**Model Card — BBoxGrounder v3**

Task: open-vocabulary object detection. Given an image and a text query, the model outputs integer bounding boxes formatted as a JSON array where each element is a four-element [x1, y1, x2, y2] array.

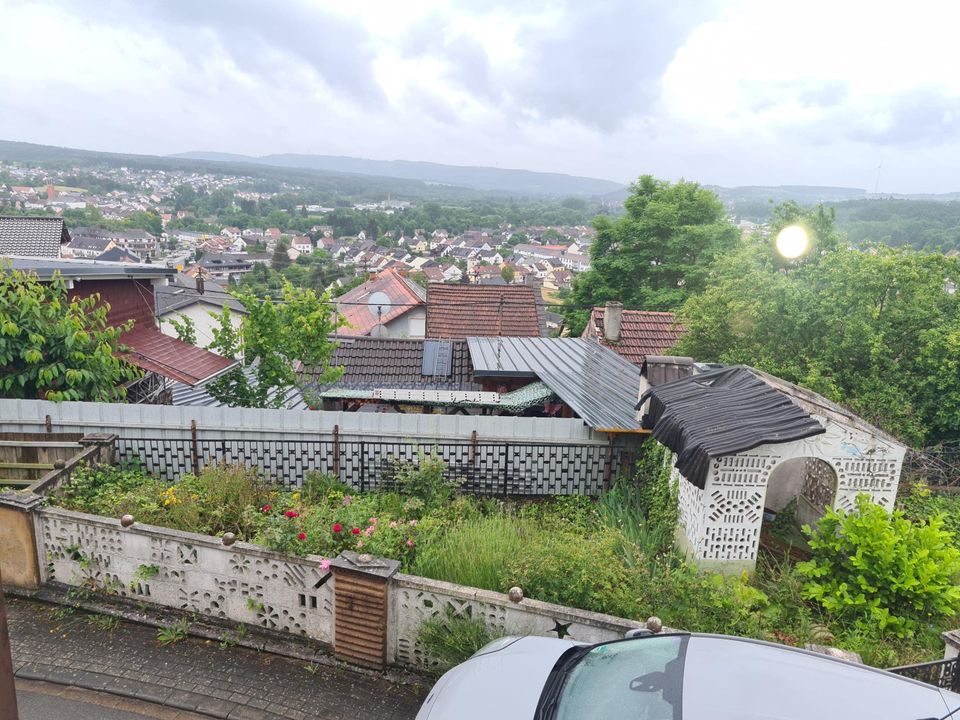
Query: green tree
[[507, 232, 529, 246], [676, 209, 960, 445], [205, 284, 344, 408], [165, 314, 197, 346], [564, 176, 738, 335], [271, 239, 291, 270], [501, 264, 516, 283], [0, 268, 141, 401]]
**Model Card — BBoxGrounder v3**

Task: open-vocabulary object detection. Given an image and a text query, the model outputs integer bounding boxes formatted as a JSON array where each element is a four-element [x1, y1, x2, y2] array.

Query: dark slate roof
[[303, 336, 478, 391], [155, 273, 246, 316], [67, 235, 114, 251], [172, 366, 308, 409], [96, 247, 143, 263], [0, 216, 70, 257], [467, 336, 641, 430], [638, 366, 825, 488]]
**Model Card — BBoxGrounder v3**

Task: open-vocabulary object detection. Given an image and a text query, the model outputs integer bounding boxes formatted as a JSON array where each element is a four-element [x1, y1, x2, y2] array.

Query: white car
[[415, 632, 960, 720]]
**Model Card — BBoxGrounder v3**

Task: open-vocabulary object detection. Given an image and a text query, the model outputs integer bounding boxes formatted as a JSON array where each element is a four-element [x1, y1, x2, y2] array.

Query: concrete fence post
[[330, 551, 400, 670]]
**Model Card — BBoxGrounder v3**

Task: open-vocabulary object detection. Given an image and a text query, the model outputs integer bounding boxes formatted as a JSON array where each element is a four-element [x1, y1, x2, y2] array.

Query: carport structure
[[638, 366, 907, 573]]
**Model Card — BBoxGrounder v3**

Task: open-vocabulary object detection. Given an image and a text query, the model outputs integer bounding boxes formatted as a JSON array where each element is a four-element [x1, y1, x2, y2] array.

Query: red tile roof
[[583, 307, 684, 366], [336, 269, 425, 336], [121, 326, 237, 385], [426, 283, 543, 339]]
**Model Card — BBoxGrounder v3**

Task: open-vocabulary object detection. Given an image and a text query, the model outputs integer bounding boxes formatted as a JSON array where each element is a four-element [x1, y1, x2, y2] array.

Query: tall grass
[[597, 478, 675, 564], [412, 516, 530, 591]]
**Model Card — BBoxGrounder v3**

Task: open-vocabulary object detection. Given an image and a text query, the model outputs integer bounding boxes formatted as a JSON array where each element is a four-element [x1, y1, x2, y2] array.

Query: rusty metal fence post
[[330, 551, 400, 670]]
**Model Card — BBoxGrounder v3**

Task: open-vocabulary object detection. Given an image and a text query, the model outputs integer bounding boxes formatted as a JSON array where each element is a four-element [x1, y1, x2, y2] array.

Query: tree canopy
[[676, 205, 960, 446], [205, 282, 344, 409], [0, 268, 141, 402], [564, 176, 738, 335]]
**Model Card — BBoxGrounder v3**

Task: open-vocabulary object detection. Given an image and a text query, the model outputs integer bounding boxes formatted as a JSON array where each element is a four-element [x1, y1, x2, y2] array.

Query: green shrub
[[798, 495, 960, 636], [501, 526, 642, 617], [52, 462, 151, 513], [393, 450, 461, 509], [300, 471, 351, 505], [636, 561, 772, 638], [413, 515, 528, 591], [417, 610, 494, 673], [898, 482, 960, 548]]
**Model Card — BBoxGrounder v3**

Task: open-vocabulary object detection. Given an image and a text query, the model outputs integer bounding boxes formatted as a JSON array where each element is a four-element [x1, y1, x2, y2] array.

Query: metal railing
[[888, 656, 960, 692]]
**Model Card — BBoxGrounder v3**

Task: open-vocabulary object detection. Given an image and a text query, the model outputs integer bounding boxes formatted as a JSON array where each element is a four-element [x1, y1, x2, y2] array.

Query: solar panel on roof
[[421, 340, 453, 376]]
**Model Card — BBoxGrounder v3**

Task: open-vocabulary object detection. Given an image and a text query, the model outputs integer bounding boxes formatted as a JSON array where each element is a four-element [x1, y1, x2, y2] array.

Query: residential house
[[0, 215, 71, 258], [156, 273, 247, 349], [67, 235, 116, 259], [425, 283, 544, 339], [197, 253, 253, 281], [291, 235, 313, 254], [6, 257, 237, 401], [336, 268, 427, 338], [582, 303, 685, 366]]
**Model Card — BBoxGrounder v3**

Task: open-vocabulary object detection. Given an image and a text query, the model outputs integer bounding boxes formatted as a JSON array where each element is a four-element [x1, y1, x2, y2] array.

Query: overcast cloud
[[2, 0, 960, 192]]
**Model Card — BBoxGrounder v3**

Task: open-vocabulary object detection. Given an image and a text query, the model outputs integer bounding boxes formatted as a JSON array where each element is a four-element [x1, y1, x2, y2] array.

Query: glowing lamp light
[[775, 225, 810, 259]]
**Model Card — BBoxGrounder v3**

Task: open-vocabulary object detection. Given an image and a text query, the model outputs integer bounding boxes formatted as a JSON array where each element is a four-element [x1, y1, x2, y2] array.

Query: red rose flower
[[297, 532, 307, 541], [332, 523, 343, 533], [350, 527, 360, 535], [260, 504, 272, 513], [284, 510, 299, 519]]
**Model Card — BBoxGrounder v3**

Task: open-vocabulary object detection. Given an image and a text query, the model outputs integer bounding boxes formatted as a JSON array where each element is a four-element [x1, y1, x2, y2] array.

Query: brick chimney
[[603, 301, 623, 343], [46, 183, 55, 200]]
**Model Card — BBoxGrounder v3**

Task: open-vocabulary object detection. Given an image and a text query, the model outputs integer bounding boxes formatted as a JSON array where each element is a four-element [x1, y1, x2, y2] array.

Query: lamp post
[[0, 565, 18, 720]]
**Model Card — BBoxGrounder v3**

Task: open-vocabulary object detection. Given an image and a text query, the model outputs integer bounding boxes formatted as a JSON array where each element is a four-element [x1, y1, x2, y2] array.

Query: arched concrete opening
[[765, 456, 838, 528]]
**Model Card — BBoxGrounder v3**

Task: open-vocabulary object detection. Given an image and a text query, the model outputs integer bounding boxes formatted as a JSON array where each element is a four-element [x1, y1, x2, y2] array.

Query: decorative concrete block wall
[[35, 508, 335, 645], [392, 574, 645, 670]]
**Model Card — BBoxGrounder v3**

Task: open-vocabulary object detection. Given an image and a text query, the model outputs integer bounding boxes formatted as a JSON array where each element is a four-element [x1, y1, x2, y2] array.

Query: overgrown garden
[[48, 442, 960, 670]]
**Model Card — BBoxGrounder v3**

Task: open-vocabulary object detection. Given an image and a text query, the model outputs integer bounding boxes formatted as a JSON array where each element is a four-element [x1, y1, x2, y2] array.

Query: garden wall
[[28, 506, 649, 672], [1, 399, 639, 496], [35, 507, 336, 645], [392, 574, 645, 670]]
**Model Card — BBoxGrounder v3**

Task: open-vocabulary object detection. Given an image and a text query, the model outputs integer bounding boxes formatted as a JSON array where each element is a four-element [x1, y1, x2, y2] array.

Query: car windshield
[[553, 635, 688, 720]]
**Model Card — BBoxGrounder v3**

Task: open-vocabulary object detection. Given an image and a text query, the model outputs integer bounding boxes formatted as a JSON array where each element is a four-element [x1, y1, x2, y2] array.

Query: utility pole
[[0, 565, 18, 720]]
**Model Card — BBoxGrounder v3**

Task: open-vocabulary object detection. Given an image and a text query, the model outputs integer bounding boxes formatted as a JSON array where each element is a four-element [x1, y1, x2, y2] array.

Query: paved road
[[17, 679, 208, 719], [7, 597, 427, 720]]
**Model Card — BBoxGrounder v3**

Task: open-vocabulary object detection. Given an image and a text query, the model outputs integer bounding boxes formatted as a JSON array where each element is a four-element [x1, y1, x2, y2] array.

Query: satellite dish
[[368, 291, 392, 320], [370, 323, 390, 338]]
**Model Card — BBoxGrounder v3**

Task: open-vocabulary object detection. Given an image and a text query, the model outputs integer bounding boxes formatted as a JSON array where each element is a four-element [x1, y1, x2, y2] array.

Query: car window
[[555, 635, 687, 720]]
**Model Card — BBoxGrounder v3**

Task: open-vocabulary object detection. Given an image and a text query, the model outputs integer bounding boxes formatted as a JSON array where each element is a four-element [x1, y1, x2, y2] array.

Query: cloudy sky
[[2, 0, 959, 192]]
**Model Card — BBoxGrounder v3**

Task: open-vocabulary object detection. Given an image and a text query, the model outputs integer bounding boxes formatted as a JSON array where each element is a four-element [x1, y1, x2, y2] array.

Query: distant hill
[[172, 151, 624, 197], [0, 140, 505, 202]]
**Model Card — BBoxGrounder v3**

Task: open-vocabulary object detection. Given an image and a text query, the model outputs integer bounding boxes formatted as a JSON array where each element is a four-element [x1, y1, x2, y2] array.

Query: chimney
[[603, 301, 623, 343], [46, 183, 55, 200]]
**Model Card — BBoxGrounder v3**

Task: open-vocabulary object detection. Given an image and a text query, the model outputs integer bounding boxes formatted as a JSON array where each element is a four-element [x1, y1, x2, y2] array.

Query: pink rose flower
[[319, 558, 331, 572]]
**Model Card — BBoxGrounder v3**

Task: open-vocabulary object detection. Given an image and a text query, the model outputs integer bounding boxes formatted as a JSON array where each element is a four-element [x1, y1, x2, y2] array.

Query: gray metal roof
[[467, 336, 642, 430], [0, 216, 70, 257], [4, 256, 173, 280]]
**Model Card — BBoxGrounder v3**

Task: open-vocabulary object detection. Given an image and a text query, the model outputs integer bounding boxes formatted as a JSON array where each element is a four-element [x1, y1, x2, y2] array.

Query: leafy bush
[[392, 450, 461, 509], [798, 495, 960, 636], [417, 610, 494, 673]]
